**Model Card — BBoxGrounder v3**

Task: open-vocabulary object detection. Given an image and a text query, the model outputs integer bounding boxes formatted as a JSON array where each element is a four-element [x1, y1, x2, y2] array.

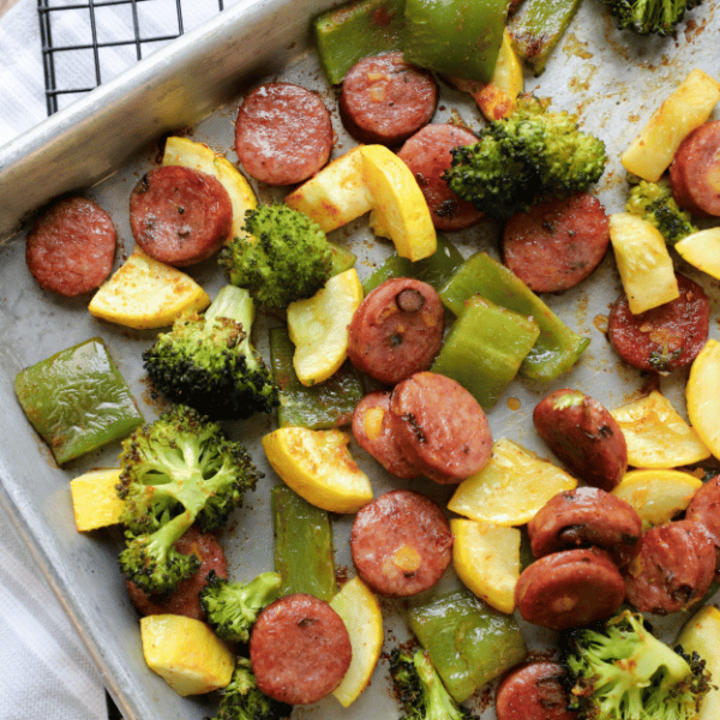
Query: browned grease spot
[[507, 397, 521, 411], [594, 314, 609, 334]]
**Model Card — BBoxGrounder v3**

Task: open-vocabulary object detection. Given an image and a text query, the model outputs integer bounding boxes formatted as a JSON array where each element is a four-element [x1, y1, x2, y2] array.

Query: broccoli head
[[598, 0, 702, 36], [389, 648, 479, 720], [117, 404, 261, 594], [143, 285, 279, 421], [626, 177, 698, 246], [199, 569, 282, 643], [218, 203, 333, 310], [563, 609, 712, 720], [444, 95, 607, 220], [208, 656, 293, 720]]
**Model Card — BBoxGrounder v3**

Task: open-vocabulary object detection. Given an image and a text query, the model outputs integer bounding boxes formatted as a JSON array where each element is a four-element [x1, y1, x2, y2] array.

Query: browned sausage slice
[[496, 661, 576, 720], [532, 389, 628, 492], [129, 165, 232, 266], [623, 520, 715, 615], [669, 120, 720, 216], [340, 52, 438, 147], [396, 124, 484, 231], [351, 391, 420, 479], [607, 273, 709, 374], [514, 548, 626, 630], [528, 487, 642, 566], [234, 82, 334, 186], [685, 475, 720, 578], [126, 525, 227, 620], [350, 489, 452, 597], [388, 372, 493, 484], [26, 196, 116, 297], [347, 277, 445, 385], [250, 593, 352, 705], [502, 192, 610, 293]]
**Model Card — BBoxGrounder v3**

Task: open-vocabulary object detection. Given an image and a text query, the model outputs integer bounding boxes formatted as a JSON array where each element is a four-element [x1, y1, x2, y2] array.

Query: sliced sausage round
[[249, 593, 352, 705], [532, 389, 628, 492], [25, 196, 116, 297], [685, 475, 720, 577], [623, 520, 716, 615], [669, 120, 720, 216], [347, 277, 445, 385], [234, 82, 333, 186], [396, 124, 484, 231], [514, 548, 626, 630], [388, 372, 493, 484], [607, 273, 709, 374], [129, 165, 232, 266], [351, 391, 420, 479], [528, 487, 642, 567], [502, 192, 610, 293], [496, 661, 576, 720], [339, 52, 438, 147], [126, 526, 227, 620], [350, 489, 452, 597]]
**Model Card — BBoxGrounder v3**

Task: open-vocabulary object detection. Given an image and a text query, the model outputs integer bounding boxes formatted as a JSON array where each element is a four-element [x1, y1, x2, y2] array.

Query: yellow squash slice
[[70, 468, 124, 532], [88, 248, 210, 329], [262, 427, 373, 513], [329, 577, 384, 707], [675, 228, 720, 280], [687, 339, 720, 460], [610, 390, 710, 468], [448, 438, 577, 526]]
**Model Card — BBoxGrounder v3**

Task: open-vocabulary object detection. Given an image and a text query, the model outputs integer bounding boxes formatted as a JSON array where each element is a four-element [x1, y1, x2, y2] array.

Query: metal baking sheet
[[1, 0, 719, 718]]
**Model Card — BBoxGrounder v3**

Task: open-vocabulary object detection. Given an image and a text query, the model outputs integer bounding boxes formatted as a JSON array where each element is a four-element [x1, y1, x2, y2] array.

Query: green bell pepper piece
[[329, 241, 357, 276], [431, 295, 540, 408], [272, 484, 337, 601], [404, 587, 527, 703], [314, 0, 406, 85], [269, 326, 365, 429], [14, 337, 144, 465], [508, 0, 583, 76], [361, 233, 465, 295], [403, 0, 509, 84], [438, 252, 589, 381]]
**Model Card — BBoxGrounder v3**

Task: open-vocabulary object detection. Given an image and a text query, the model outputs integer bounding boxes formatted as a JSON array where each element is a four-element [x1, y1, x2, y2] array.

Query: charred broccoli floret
[[142, 285, 279, 420], [199, 569, 282, 642], [626, 178, 698, 245], [208, 656, 293, 720], [563, 609, 712, 720], [117, 404, 261, 594], [598, 0, 702, 36], [219, 203, 333, 310], [444, 95, 607, 220], [389, 648, 479, 720]]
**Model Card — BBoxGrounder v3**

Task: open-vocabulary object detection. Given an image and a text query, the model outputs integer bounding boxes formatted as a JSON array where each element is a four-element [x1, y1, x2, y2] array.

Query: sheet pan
[[1, 0, 719, 718]]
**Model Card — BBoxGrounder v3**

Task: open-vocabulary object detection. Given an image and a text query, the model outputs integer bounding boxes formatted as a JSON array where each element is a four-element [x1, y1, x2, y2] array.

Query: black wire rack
[[37, 0, 226, 116]]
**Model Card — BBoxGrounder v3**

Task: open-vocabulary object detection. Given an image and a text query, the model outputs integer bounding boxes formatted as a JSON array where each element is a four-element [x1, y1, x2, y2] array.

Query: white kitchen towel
[[0, 3, 238, 718]]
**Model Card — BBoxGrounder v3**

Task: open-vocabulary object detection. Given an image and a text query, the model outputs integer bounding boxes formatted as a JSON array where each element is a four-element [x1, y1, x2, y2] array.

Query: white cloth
[[0, 2, 238, 718]]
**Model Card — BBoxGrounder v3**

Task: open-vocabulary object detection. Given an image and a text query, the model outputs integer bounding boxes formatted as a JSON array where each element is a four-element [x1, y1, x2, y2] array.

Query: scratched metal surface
[[0, 0, 719, 718]]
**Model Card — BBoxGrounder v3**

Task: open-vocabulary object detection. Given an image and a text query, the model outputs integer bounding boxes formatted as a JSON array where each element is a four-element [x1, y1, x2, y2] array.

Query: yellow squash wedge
[[687, 339, 720, 460], [70, 468, 124, 532]]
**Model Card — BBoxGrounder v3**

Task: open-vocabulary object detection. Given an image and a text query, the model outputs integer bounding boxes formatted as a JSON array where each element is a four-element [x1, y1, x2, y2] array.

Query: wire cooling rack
[[37, 0, 226, 115]]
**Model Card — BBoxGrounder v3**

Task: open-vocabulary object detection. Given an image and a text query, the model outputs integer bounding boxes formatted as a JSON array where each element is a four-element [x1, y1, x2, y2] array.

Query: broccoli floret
[[117, 404, 261, 594], [598, 0, 702, 36], [199, 569, 282, 642], [444, 95, 607, 220], [626, 178, 698, 246], [142, 285, 279, 421], [219, 203, 333, 310], [563, 609, 712, 720], [389, 648, 479, 720], [207, 656, 292, 720]]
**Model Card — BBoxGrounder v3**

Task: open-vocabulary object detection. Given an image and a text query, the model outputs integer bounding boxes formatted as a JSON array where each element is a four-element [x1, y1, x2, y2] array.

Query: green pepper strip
[[271, 484, 337, 602], [14, 337, 144, 465], [313, 0, 406, 85], [438, 252, 589, 381], [404, 587, 527, 703], [269, 326, 365, 429], [507, 0, 584, 76], [431, 295, 540, 409]]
